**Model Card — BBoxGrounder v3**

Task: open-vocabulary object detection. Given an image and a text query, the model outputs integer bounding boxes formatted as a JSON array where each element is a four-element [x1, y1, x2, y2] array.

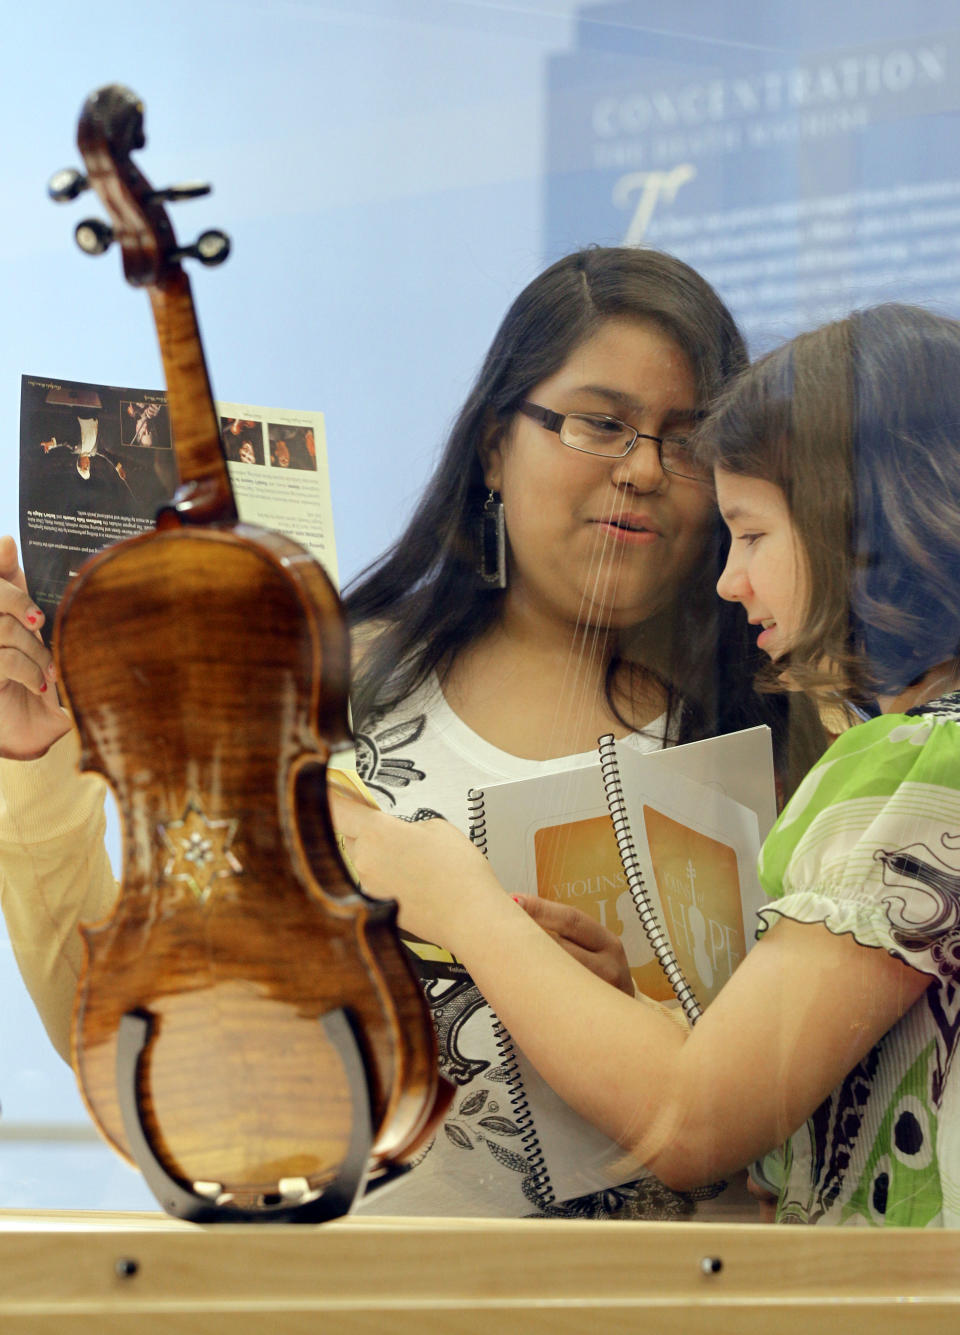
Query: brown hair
[[700, 303, 960, 698], [347, 246, 752, 742]]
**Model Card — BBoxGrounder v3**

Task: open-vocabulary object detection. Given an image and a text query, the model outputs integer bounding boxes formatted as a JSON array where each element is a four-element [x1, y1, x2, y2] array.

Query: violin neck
[[149, 271, 237, 525]]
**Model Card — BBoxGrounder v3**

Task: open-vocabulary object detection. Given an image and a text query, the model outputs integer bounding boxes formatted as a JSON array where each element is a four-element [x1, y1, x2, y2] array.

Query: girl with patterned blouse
[[335, 303, 960, 1225]]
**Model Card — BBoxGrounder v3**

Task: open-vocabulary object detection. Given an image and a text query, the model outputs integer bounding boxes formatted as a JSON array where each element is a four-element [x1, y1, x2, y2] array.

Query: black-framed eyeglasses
[[517, 401, 709, 482]]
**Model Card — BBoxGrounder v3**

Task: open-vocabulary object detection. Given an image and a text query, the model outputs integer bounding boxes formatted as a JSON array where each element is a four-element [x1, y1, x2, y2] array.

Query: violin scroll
[[50, 86, 230, 281]]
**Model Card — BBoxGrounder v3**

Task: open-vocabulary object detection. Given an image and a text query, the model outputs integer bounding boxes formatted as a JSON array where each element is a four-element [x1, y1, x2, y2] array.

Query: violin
[[49, 84, 450, 1223]]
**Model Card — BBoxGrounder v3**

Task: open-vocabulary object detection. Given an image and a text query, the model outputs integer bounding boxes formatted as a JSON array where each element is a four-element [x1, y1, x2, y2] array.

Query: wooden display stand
[[1, 1211, 958, 1332]]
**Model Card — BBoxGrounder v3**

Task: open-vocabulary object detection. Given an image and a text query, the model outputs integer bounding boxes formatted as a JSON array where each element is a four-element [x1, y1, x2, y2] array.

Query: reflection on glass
[[2, 0, 960, 1232]]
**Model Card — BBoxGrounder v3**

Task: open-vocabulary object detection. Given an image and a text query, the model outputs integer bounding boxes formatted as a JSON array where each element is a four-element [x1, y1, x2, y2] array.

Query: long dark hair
[[700, 302, 960, 699], [345, 246, 814, 781]]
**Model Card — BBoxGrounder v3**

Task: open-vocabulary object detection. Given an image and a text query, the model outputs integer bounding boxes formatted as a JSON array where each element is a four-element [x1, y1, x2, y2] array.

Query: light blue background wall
[[0, 0, 588, 580], [0, 0, 587, 1209]]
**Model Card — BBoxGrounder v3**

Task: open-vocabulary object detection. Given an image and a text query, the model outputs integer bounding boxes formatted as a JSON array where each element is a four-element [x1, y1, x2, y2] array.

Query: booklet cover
[[465, 725, 776, 1205], [469, 725, 775, 1005], [19, 373, 339, 637]]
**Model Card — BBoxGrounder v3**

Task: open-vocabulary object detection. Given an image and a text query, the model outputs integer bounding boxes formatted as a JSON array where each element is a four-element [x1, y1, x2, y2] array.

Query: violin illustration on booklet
[[47, 84, 450, 1223]]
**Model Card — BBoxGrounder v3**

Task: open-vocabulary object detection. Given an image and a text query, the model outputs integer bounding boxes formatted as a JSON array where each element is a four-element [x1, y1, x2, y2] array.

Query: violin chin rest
[[115, 1006, 394, 1224]]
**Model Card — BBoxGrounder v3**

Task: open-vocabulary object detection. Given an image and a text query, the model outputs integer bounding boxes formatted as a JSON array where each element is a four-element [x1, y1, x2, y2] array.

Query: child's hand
[[513, 895, 635, 996], [329, 792, 503, 948]]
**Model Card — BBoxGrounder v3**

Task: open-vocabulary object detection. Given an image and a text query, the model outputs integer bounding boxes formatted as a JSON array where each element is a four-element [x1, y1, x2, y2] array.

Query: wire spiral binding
[[492, 1015, 554, 1208], [598, 733, 702, 1027], [600, 736, 730, 1200], [466, 788, 488, 854], [468, 787, 553, 1207]]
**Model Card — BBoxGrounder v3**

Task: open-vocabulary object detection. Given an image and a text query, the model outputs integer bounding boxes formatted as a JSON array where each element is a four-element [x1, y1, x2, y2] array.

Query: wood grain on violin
[[51, 84, 449, 1221]]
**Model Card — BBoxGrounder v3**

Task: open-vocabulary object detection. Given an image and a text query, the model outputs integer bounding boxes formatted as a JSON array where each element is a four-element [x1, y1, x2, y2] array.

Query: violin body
[[52, 85, 449, 1220], [58, 526, 439, 1201]]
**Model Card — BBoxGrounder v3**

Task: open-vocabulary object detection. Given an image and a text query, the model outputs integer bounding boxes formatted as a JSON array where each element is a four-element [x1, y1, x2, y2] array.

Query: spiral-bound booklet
[[466, 725, 775, 1205]]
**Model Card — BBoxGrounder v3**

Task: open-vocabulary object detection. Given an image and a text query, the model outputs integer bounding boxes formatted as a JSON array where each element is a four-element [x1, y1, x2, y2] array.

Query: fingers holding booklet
[[514, 894, 635, 997], [329, 791, 509, 949], [330, 788, 636, 999]]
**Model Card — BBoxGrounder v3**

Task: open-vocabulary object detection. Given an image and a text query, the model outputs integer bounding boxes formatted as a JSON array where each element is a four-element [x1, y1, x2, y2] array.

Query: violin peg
[[195, 230, 231, 265], [74, 218, 114, 256], [150, 182, 212, 203], [172, 228, 231, 267], [48, 168, 89, 202]]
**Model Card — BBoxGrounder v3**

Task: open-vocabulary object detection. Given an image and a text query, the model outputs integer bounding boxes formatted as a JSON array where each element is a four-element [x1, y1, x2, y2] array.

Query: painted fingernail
[[512, 896, 522, 904], [46, 662, 57, 679], [26, 610, 41, 626], [39, 681, 47, 693]]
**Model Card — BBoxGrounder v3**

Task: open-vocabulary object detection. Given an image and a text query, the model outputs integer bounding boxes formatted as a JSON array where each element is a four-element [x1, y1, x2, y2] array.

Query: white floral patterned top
[[352, 673, 699, 1219]]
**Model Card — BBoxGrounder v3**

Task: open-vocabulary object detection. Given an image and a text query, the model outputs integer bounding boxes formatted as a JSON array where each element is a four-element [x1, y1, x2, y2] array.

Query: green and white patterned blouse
[[754, 692, 960, 1226]]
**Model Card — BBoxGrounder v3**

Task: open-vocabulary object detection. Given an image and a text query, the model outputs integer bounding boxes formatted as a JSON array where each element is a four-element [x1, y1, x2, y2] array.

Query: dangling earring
[[477, 489, 507, 588]]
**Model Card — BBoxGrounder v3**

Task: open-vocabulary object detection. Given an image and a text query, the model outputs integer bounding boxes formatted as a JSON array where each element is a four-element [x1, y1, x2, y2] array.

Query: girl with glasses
[[339, 247, 816, 1217], [336, 301, 960, 1227], [0, 247, 814, 1220]]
